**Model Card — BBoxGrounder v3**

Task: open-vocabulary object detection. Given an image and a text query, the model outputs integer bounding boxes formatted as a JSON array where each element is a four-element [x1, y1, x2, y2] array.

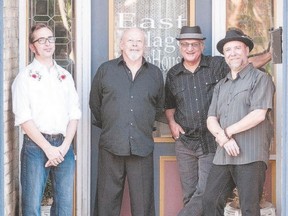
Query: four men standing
[[12, 23, 274, 215]]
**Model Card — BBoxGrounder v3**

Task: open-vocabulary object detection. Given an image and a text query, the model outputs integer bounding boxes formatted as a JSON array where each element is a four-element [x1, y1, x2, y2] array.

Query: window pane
[[29, 0, 75, 75], [113, 0, 189, 79], [113, 0, 190, 138], [226, 0, 273, 55]]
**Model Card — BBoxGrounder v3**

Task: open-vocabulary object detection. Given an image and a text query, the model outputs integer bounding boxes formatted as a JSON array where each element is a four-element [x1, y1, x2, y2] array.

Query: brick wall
[[3, 0, 19, 215]]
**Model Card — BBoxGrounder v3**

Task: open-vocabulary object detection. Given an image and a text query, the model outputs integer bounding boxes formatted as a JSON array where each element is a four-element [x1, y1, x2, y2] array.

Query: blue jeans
[[203, 162, 266, 216], [175, 140, 215, 216], [21, 134, 75, 216]]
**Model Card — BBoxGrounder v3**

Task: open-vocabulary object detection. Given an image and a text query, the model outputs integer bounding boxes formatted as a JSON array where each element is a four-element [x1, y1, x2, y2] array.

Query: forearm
[[207, 116, 223, 137], [21, 120, 65, 166], [165, 108, 185, 137], [20, 120, 51, 151], [226, 109, 267, 138], [207, 116, 230, 146], [165, 108, 176, 125], [61, 119, 78, 152], [248, 51, 271, 68], [45, 119, 78, 167]]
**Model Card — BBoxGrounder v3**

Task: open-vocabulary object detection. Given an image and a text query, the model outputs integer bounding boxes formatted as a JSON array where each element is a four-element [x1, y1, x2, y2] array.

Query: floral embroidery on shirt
[[57, 69, 66, 82], [29, 70, 42, 81]]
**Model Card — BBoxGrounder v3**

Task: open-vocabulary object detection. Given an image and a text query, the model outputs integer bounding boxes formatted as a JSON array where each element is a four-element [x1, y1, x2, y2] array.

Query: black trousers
[[203, 161, 266, 216], [94, 148, 155, 216]]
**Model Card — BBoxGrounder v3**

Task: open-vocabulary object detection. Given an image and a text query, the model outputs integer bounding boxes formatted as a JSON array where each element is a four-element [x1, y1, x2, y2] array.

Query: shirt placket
[[128, 80, 136, 154], [191, 73, 202, 129], [223, 80, 234, 127]]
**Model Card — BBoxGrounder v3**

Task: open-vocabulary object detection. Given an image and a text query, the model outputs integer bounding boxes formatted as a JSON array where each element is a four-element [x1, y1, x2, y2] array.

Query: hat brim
[[176, 33, 206, 40], [217, 37, 254, 54]]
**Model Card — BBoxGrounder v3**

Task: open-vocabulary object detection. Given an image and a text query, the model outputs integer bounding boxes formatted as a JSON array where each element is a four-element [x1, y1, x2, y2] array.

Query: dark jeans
[[95, 148, 155, 216], [175, 140, 215, 216], [203, 161, 267, 216]]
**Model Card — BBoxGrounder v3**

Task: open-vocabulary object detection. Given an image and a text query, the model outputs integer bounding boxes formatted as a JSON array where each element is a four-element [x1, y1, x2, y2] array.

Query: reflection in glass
[[113, 0, 188, 80]]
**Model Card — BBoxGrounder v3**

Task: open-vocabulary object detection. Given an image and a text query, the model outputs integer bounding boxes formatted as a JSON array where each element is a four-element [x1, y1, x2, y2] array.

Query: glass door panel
[[110, 0, 194, 140], [29, 0, 75, 76]]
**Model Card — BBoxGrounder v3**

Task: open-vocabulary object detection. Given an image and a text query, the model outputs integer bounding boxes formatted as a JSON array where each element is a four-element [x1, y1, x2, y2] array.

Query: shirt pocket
[[231, 87, 250, 106], [205, 77, 219, 97], [170, 85, 186, 105]]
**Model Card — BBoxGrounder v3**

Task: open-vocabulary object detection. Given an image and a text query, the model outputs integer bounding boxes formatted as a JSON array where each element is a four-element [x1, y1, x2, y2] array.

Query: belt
[[41, 133, 63, 139]]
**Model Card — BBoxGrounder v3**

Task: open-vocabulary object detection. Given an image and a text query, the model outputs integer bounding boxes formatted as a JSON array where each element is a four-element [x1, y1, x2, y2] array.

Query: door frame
[[0, 0, 4, 214], [74, 0, 92, 215]]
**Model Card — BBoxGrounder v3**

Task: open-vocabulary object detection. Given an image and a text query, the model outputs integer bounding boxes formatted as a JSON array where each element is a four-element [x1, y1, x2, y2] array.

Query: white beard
[[127, 51, 142, 61], [228, 59, 245, 72]]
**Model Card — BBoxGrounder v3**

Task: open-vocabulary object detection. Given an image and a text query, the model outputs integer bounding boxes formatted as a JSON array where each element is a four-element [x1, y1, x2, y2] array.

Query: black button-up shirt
[[165, 55, 229, 154], [90, 56, 164, 157]]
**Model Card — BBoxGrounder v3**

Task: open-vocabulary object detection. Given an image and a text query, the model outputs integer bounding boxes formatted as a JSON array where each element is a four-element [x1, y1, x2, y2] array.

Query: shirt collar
[[31, 58, 58, 71], [174, 54, 208, 75], [117, 55, 148, 67], [224, 63, 253, 82]]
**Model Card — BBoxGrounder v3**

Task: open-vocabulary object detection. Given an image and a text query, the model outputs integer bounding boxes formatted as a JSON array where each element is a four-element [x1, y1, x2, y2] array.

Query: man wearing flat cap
[[203, 29, 275, 215], [164, 26, 272, 216]]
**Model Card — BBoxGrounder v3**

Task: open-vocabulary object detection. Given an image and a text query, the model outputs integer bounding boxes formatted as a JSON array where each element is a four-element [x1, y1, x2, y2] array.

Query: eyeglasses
[[126, 39, 143, 44], [180, 42, 202, 49], [32, 36, 56, 44]]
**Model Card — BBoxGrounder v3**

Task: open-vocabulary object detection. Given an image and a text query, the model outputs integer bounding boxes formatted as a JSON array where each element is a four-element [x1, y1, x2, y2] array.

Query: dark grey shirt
[[89, 56, 164, 157], [165, 55, 229, 154], [208, 63, 275, 166]]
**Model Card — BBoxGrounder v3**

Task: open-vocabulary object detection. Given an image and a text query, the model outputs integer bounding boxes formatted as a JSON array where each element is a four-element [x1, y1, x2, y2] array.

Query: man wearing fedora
[[164, 26, 272, 216], [203, 29, 275, 215]]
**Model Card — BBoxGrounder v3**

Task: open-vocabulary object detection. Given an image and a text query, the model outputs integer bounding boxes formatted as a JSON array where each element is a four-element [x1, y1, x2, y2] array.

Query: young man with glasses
[[164, 26, 271, 216], [12, 23, 81, 215]]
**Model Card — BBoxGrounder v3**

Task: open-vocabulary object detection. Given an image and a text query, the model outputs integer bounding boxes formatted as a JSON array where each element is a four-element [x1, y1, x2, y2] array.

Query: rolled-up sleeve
[[12, 72, 33, 126], [67, 75, 81, 120], [250, 73, 275, 110]]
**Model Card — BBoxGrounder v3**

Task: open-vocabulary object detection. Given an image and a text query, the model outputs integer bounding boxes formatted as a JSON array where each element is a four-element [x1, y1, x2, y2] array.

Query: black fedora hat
[[176, 26, 206, 40], [217, 28, 254, 54]]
